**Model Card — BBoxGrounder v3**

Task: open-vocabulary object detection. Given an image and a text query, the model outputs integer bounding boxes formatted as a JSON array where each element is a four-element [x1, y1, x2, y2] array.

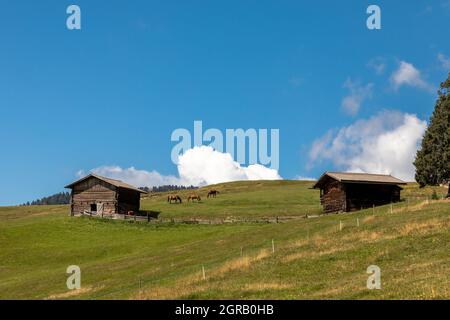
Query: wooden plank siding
[[320, 180, 346, 213], [314, 172, 406, 214], [66, 175, 144, 216], [345, 183, 401, 211], [70, 177, 118, 216], [117, 188, 141, 214]]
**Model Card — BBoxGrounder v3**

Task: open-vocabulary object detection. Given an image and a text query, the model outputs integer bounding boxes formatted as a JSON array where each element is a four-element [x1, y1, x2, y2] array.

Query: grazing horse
[[187, 195, 201, 202], [167, 195, 182, 204], [207, 190, 220, 198]]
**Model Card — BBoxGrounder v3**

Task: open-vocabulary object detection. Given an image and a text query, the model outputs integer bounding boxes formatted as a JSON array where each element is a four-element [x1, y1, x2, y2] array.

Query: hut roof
[[65, 173, 147, 194], [313, 172, 407, 189]]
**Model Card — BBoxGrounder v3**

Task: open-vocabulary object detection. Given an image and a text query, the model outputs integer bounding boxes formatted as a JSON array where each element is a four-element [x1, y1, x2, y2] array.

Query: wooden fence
[[77, 211, 308, 225]]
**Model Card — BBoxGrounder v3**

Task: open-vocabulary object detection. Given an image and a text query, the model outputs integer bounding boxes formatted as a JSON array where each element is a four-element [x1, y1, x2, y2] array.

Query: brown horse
[[187, 194, 201, 202], [207, 190, 220, 198], [167, 195, 182, 204]]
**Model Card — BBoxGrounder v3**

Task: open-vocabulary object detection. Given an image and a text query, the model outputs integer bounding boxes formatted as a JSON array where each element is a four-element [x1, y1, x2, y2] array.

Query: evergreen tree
[[414, 73, 450, 197], [23, 192, 71, 206]]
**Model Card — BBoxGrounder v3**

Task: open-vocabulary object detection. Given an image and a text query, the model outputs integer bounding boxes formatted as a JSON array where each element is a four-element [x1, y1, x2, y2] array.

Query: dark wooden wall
[[319, 180, 402, 213], [70, 177, 118, 215], [345, 183, 401, 211], [117, 188, 141, 214], [320, 180, 347, 213]]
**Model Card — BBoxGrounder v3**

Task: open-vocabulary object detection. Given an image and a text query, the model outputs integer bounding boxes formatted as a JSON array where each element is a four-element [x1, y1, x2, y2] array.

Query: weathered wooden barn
[[313, 172, 407, 213], [65, 173, 147, 216]]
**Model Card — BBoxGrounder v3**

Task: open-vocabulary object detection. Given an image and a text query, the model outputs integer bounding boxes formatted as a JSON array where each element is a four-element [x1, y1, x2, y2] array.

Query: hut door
[[97, 202, 104, 215]]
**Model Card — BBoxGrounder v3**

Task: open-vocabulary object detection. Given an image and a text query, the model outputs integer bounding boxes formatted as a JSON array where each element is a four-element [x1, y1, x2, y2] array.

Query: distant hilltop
[[139, 185, 198, 193], [21, 192, 70, 206], [20, 186, 199, 206]]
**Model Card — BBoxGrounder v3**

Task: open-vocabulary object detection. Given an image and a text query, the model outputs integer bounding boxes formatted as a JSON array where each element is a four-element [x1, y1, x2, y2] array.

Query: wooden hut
[[65, 173, 147, 216], [313, 172, 407, 213]]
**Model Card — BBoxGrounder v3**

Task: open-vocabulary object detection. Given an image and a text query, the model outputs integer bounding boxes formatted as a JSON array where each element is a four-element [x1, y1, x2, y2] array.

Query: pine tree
[[22, 192, 71, 206], [414, 73, 450, 197]]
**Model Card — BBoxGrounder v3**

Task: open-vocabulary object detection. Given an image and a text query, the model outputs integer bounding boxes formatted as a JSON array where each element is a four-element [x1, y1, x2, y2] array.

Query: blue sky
[[0, 1, 449, 205]]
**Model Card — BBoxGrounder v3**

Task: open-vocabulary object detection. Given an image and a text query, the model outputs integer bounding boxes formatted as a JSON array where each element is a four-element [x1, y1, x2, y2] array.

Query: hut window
[[90, 204, 97, 212]]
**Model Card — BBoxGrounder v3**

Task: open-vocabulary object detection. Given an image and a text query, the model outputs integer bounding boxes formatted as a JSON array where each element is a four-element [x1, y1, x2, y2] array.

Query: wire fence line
[[76, 196, 448, 299], [78, 194, 447, 225], [78, 212, 310, 225]]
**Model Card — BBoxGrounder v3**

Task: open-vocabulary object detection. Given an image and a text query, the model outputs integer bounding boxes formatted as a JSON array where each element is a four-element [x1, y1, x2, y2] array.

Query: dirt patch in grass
[[362, 215, 376, 223], [213, 249, 270, 277], [136, 281, 210, 299], [243, 282, 292, 291], [137, 248, 272, 299], [396, 218, 450, 236], [46, 285, 99, 299]]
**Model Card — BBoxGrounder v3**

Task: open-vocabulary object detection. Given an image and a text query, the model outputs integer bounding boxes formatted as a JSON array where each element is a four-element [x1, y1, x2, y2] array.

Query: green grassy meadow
[[140, 180, 322, 219], [0, 180, 449, 299]]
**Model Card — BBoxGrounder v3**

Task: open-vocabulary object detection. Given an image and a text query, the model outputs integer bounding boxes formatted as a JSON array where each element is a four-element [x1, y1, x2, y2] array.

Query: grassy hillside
[[0, 181, 448, 300], [140, 180, 322, 219]]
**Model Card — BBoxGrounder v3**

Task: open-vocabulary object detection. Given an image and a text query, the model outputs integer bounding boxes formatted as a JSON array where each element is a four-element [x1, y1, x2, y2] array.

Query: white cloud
[[308, 110, 427, 181], [437, 53, 450, 70], [177, 146, 281, 185], [390, 61, 433, 92], [240, 164, 282, 181], [80, 146, 281, 188], [367, 57, 386, 75], [341, 79, 373, 116], [77, 166, 181, 187], [294, 175, 316, 181]]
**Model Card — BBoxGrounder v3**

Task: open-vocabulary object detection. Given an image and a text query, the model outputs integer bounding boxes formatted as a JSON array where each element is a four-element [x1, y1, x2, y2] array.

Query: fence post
[[390, 203, 393, 214], [339, 220, 343, 231], [372, 204, 375, 215], [138, 277, 142, 299], [272, 239, 275, 254], [202, 265, 206, 280], [357, 218, 360, 227]]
